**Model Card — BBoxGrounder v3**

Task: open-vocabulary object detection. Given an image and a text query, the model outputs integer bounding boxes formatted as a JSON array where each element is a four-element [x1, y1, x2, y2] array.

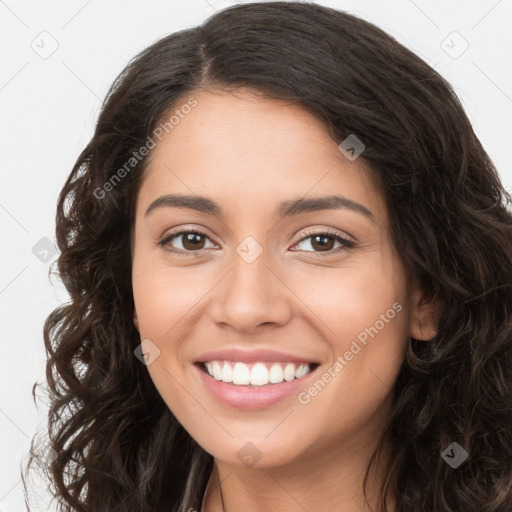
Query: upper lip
[[194, 348, 321, 365]]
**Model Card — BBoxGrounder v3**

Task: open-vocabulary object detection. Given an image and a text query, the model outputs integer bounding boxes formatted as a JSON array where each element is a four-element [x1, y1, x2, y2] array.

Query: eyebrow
[[144, 193, 374, 222]]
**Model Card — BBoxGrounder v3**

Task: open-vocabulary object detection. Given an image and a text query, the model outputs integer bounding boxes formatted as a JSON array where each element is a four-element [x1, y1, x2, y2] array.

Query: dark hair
[[24, 2, 512, 511]]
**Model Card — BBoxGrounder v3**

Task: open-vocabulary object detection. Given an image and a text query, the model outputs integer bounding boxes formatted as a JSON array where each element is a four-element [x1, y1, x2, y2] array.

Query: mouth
[[194, 360, 321, 387], [191, 347, 324, 409]]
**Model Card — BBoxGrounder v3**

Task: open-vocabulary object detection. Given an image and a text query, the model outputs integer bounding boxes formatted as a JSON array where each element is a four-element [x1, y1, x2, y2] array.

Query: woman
[[25, 2, 512, 511]]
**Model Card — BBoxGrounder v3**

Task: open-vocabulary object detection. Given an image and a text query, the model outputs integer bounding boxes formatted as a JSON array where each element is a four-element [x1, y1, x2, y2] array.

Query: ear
[[409, 280, 439, 341], [133, 306, 140, 332]]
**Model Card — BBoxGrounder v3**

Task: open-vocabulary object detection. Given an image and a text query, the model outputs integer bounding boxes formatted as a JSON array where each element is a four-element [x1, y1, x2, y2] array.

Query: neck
[[201, 430, 396, 512]]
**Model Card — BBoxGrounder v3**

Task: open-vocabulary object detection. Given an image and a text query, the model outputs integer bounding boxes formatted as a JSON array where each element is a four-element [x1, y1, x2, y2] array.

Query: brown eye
[[181, 232, 207, 250], [292, 230, 354, 254], [309, 234, 335, 251], [159, 230, 216, 254]]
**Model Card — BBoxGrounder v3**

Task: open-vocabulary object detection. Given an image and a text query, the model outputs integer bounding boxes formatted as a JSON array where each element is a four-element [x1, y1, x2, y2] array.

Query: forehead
[[136, 88, 386, 224]]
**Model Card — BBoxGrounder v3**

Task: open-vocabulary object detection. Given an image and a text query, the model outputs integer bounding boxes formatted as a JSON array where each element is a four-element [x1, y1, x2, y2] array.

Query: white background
[[1, 0, 511, 509]]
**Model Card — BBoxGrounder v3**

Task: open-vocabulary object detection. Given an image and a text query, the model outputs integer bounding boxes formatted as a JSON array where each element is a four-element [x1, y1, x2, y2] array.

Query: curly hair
[[24, 2, 512, 511]]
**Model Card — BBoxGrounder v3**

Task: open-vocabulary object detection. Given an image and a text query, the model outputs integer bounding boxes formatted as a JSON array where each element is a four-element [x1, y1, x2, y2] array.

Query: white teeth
[[203, 360, 314, 386], [232, 362, 250, 385], [268, 363, 283, 383], [221, 362, 233, 383], [212, 361, 223, 380], [283, 363, 296, 382], [250, 362, 268, 386], [295, 363, 309, 379]]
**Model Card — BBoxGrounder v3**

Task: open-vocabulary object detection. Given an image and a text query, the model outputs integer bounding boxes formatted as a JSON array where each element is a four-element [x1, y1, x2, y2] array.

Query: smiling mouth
[[195, 360, 320, 387]]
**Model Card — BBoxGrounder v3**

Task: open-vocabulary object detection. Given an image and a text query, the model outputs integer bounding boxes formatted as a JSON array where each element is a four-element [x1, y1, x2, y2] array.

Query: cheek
[[131, 266, 202, 413], [288, 261, 408, 408], [287, 259, 404, 342], [132, 262, 212, 338]]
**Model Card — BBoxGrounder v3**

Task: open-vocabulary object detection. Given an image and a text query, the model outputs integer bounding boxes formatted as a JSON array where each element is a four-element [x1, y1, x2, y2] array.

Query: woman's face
[[131, 88, 436, 468]]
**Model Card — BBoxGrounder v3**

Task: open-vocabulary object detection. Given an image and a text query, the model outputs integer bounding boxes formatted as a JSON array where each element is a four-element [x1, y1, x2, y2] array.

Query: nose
[[209, 246, 293, 333]]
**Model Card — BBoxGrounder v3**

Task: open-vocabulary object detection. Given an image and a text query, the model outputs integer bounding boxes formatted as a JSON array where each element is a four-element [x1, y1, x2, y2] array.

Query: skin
[[131, 88, 438, 512]]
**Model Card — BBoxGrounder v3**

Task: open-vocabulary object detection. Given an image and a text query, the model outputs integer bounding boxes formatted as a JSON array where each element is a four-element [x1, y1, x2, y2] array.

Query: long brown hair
[[24, 2, 512, 510]]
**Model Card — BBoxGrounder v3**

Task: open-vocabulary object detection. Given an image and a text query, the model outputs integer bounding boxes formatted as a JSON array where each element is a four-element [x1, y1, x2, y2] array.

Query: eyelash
[[158, 228, 355, 257]]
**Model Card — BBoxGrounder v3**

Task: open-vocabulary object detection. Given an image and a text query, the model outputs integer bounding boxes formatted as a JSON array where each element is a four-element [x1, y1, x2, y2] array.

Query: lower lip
[[193, 363, 319, 410]]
